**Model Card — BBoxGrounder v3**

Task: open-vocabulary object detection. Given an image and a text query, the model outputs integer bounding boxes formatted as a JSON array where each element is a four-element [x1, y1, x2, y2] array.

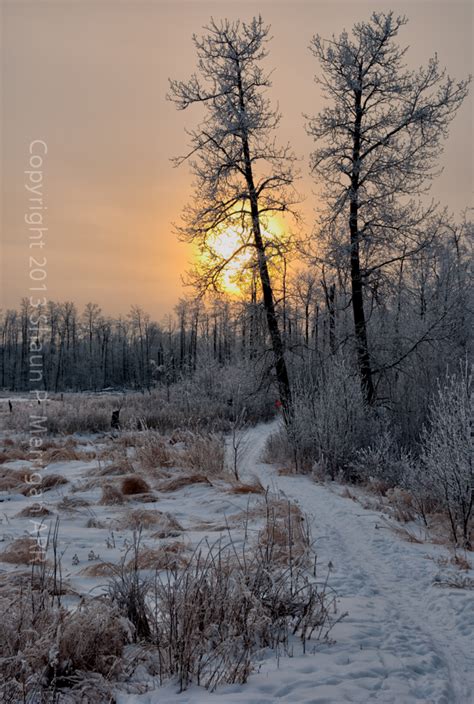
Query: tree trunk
[[350, 83, 375, 404], [232, 64, 293, 418]]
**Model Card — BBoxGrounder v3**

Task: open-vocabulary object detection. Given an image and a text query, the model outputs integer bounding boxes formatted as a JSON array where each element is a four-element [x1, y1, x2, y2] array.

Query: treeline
[[1, 211, 471, 415], [0, 291, 317, 393]]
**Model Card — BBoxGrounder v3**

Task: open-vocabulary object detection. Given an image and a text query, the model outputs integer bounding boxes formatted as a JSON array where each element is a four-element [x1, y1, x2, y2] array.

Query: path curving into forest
[[121, 421, 474, 704], [238, 420, 474, 704]]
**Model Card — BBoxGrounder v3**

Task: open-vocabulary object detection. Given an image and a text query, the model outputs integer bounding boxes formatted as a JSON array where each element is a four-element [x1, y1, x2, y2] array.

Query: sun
[[199, 215, 285, 297], [208, 227, 251, 296]]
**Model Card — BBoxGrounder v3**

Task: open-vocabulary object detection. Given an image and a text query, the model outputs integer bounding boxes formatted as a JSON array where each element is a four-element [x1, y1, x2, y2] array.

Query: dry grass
[[386, 487, 416, 523], [126, 542, 188, 571], [132, 492, 159, 503], [0, 570, 73, 597], [385, 521, 425, 544], [234, 496, 301, 523], [157, 472, 212, 492], [80, 561, 118, 577], [228, 478, 265, 495], [71, 476, 106, 494], [86, 517, 107, 529], [0, 536, 46, 564], [452, 553, 471, 570], [340, 486, 358, 501], [168, 429, 192, 444], [41, 446, 84, 463], [58, 599, 130, 674], [121, 475, 151, 495], [425, 512, 458, 547], [277, 464, 297, 476], [0, 466, 34, 492], [366, 478, 393, 497], [16, 503, 52, 518], [39, 473, 68, 491], [0, 446, 30, 463], [191, 520, 230, 532], [94, 459, 134, 476], [100, 483, 126, 505], [57, 495, 91, 510], [256, 500, 311, 565], [433, 574, 474, 589], [116, 509, 182, 535], [436, 552, 472, 571], [180, 432, 226, 476], [135, 432, 175, 470]]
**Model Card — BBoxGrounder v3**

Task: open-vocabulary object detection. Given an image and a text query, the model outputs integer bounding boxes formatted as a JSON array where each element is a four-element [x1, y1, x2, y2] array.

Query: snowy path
[[121, 421, 474, 704]]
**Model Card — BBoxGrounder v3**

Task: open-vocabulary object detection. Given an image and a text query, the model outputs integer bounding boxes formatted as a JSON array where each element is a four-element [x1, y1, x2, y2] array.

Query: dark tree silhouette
[[168, 16, 300, 419]]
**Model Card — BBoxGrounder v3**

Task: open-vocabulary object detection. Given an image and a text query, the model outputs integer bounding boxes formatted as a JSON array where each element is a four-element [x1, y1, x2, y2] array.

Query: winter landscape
[[1, 3, 473, 703]]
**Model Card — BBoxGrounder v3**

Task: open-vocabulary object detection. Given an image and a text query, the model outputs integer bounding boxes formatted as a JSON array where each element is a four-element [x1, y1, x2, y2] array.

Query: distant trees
[[168, 17, 299, 419], [307, 11, 470, 402], [0, 296, 274, 393]]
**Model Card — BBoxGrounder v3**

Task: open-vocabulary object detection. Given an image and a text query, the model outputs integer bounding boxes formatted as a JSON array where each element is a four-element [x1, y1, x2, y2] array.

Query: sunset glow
[[200, 215, 286, 296], [2, 1, 472, 319]]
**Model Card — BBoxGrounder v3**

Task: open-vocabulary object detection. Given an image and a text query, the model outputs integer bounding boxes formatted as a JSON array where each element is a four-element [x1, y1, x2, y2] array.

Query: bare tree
[[168, 16, 300, 419], [307, 11, 470, 402]]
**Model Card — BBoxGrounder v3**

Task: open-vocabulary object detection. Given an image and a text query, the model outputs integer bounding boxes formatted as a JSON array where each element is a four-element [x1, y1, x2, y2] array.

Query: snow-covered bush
[[0, 588, 131, 702], [399, 452, 440, 527], [284, 358, 374, 476], [351, 430, 408, 488], [418, 363, 472, 546]]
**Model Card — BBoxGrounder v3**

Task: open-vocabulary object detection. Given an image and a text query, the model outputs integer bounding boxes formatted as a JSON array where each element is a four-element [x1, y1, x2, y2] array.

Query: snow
[[122, 421, 474, 704], [1, 420, 473, 703]]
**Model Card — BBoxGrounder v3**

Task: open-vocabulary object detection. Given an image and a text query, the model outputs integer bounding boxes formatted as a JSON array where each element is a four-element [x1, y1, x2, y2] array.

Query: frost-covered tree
[[168, 17, 299, 418], [307, 11, 470, 402], [420, 363, 473, 547]]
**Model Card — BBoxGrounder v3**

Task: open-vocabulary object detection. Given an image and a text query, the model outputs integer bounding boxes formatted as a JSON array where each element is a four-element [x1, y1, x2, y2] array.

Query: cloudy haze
[[2, 0, 472, 317]]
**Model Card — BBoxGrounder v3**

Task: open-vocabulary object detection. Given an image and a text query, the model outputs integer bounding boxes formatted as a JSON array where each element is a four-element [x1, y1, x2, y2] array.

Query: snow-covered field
[[143, 425, 474, 704], [1, 419, 473, 703]]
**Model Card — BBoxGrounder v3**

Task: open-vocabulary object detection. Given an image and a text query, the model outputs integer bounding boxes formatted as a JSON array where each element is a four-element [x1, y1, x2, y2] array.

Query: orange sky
[[1, 0, 472, 319]]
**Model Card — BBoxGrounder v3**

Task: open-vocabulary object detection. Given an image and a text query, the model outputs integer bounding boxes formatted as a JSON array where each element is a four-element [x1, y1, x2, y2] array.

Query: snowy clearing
[[1, 420, 473, 703]]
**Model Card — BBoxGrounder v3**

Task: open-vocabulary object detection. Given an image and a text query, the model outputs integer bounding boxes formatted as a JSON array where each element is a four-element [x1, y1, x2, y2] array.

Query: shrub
[[148, 530, 337, 691], [419, 364, 473, 547], [350, 431, 407, 487], [268, 357, 374, 476]]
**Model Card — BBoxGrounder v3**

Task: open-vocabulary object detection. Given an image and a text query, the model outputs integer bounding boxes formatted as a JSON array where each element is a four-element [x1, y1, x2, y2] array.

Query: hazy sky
[[1, 0, 472, 319]]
